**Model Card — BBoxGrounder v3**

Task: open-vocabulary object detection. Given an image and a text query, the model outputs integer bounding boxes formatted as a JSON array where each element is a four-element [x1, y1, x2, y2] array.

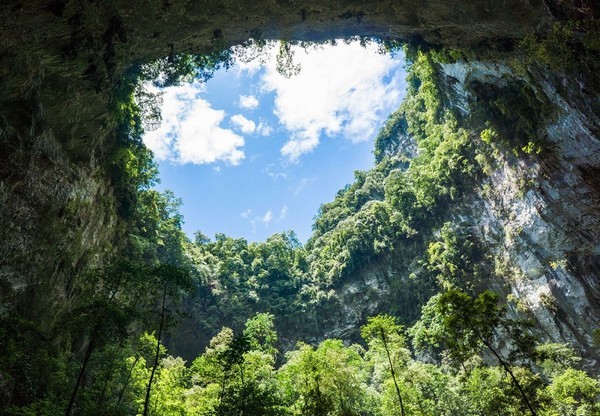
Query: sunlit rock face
[[442, 60, 600, 368], [1, 0, 599, 367], [318, 58, 600, 371]]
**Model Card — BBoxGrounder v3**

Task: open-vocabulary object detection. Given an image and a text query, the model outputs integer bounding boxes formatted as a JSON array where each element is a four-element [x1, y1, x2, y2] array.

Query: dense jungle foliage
[[1, 40, 599, 415]]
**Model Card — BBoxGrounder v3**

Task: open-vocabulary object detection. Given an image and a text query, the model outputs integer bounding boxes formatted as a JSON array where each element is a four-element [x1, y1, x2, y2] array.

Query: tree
[[114, 334, 156, 412], [362, 315, 409, 416], [188, 317, 282, 416], [278, 339, 369, 415], [148, 356, 187, 416], [142, 265, 193, 416], [243, 313, 278, 357], [462, 365, 543, 416], [534, 343, 581, 379], [64, 262, 143, 416], [411, 289, 539, 415], [543, 368, 600, 415]]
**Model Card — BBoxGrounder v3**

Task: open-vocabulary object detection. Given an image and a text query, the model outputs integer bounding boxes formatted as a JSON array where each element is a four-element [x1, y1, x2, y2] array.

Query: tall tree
[[142, 265, 193, 416], [64, 262, 142, 416], [411, 289, 538, 416], [361, 315, 408, 416], [278, 339, 369, 415]]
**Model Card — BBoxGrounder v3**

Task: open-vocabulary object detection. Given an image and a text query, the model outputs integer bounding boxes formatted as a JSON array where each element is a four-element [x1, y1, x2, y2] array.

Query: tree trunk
[[97, 362, 114, 406], [143, 283, 168, 416], [65, 274, 123, 415], [65, 336, 96, 416], [476, 333, 537, 416], [381, 329, 405, 416], [116, 354, 140, 407]]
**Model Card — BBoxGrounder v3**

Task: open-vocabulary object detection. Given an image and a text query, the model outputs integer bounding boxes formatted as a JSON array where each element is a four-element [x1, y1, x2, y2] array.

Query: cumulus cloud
[[238, 94, 260, 110], [144, 40, 405, 165], [143, 82, 245, 165], [231, 114, 257, 134], [256, 121, 272, 136], [238, 41, 405, 162]]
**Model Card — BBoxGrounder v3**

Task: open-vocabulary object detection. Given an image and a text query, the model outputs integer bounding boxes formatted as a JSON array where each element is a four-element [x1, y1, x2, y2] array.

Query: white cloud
[[294, 178, 313, 196], [241, 41, 405, 162], [144, 40, 405, 165], [256, 121, 272, 136], [268, 172, 287, 180], [238, 94, 260, 110], [230, 114, 271, 137], [240, 208, 275, 233], [262, 210, 273, 225], [263, 164, 288, 181], [231, 114, 257, 134], [280, 205, 288, 220], [143, 82, 245, 165]]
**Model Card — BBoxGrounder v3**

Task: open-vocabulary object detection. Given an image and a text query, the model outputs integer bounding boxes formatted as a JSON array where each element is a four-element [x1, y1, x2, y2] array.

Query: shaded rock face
[[0, 1, 599, 364], [0, 0, 551, 143]]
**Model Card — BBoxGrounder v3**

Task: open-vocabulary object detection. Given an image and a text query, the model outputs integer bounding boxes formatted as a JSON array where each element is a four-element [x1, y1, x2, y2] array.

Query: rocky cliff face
[[462, 61, 600, 365], [317, 55, 600, 372], [439, 57, 600, 367], [1, 0, 599, 370]]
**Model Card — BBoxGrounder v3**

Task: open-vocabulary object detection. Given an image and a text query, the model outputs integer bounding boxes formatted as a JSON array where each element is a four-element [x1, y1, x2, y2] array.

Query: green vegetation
[[12, 311, 591, 415], [2, 42, 599, 415], [467, 78, 551, 157], [520, 18, 600, 72]]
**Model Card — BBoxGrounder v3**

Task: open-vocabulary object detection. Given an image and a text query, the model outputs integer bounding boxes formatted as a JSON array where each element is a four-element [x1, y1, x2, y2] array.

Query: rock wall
[[318, 58, 600, 371], [442, 59, 600, 366]]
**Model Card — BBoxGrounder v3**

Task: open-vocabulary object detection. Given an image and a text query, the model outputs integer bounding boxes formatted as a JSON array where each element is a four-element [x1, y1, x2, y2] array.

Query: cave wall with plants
[[1, 0, 599, 412]]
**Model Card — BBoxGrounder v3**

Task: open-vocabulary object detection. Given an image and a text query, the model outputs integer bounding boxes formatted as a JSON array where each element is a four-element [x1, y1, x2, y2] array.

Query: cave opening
[[138, 39, 408, 243], [2, 2, 600, 414]]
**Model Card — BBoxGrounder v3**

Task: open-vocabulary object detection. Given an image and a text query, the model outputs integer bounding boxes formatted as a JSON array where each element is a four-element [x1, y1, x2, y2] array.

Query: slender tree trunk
[[475, 333, 537, 416], [143, 283, 168, 416], [381, 328, 405, 416], [65, 336, 96, 416], [98, 363, 114, 406], [116, 355, 140, 407], [460, 361, 469, 375], [65, 275, 123, 416]]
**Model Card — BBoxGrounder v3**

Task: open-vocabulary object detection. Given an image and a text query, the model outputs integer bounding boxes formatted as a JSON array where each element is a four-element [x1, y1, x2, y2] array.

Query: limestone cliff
[[315, 56, 600, 373]]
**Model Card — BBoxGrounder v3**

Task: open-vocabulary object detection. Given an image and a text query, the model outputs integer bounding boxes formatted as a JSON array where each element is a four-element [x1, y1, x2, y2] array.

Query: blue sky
[[143, 41, 407, 243]]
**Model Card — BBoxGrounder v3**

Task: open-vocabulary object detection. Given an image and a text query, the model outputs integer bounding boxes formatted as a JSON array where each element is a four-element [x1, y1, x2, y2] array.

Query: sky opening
[[142, 40, 407, 243]]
